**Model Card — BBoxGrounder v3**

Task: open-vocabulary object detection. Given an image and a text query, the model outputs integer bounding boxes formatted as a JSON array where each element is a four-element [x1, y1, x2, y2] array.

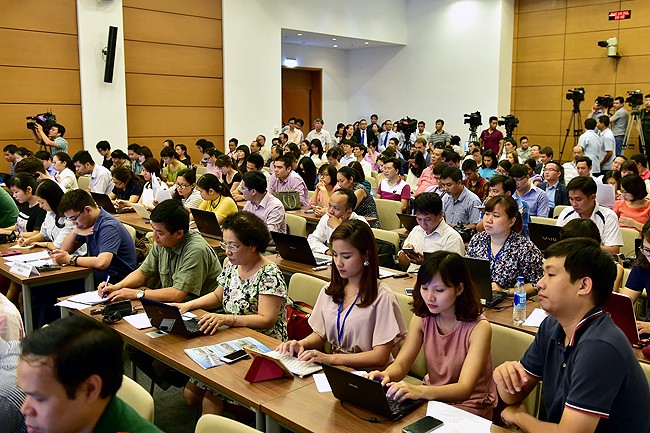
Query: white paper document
[[55, 291, 105, 310], [426, 401, 492, 433], [313, 370, 367, 393], [124, 313, 152, 330], [523, 308, 548, 327], [4, 250, 50, 263]]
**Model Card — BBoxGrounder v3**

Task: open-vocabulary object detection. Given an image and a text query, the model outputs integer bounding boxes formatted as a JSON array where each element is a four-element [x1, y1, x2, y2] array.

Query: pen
[[102, 275, 111, 298]]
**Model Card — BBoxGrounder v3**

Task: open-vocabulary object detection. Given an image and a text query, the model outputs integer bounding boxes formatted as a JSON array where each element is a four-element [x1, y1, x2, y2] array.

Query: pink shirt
[[415, 165, 437, 196], [421, 314, 497, 418]]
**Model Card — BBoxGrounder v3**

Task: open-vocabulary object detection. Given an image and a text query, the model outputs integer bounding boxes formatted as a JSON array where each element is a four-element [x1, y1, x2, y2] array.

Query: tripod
[[559, 101, 583, 162], [468, 127, 478, 143], [623, 108, 646, 155]]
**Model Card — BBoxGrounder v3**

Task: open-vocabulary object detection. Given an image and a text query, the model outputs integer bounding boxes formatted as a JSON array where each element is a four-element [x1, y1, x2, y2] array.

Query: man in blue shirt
[[51, 189, 137, 285], [494, 238, 650, 433], [510, 163, 549, 217]]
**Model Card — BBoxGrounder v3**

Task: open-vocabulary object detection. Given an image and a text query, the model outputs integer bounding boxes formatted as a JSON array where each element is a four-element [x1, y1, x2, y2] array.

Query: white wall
[[281, 43, 349, 129], [76, 0, 128, 164], [347, 0, 514, 141]]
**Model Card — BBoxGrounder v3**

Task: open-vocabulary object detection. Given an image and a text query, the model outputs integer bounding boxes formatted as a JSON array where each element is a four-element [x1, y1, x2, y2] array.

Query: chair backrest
[[77, 175, 90, 191], [286, 213, 307, 238], [195, 165, 207, 177], [530, 216, 557, 226], [375, 198, 402, 230], [552, 205, 568, 218], [371, 228, 400, 256], [393, 292, 427, 380], [116, 375, 154, 422], [620, 227, 640, 257], [121, 223, 137, 243], [195, 414, 258, 433], [288, 272, 325, 307], [366, 176, 378, 190], [491, 323, 541, 416], [640, 360, 650, 390]]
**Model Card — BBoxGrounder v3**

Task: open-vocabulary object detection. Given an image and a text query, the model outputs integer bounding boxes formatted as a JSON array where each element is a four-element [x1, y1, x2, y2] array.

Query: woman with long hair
[[478, 150, 497, 180], [298, 156, 317, 191], [52, 151, 78, 192], [172, 168, 203, 210], [1, 173, 45, 238], [309, 139, 327, 167], [214, 155, 242, 195], [614, 173, 650, 232], [196, 174, 238, 224], [175, 143, 191, 167], [111, 166, 144, 204], [234, 145, 250, 174], [337, 166, 379, 226], [310, 163, 338, 216]]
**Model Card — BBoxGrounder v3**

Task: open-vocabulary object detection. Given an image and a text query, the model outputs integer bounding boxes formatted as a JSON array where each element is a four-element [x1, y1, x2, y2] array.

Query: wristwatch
[[69, 254, 79, 266], [136, 289, 146, 299]]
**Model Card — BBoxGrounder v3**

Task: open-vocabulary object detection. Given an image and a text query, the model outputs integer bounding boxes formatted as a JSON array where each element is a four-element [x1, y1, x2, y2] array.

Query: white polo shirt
[[556, 202, 623, 247]]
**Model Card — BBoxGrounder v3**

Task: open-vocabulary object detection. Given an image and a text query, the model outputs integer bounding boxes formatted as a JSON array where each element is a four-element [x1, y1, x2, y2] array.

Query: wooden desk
[[116, 213, 221, 248], [288, 210, 378, 227], [0, 244, 93, 334], [262, 382, 510, 433], [69, 303, 313, 429]]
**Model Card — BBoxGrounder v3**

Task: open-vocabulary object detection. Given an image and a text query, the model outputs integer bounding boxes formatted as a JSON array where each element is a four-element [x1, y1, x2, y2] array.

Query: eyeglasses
[[219, 242, 239, 252], [641, 245, 650, 255], [543, 168, 559, 173], [513, 177, 527, 183], [65, 212, 82, 222], [176, 182, 191, 189]]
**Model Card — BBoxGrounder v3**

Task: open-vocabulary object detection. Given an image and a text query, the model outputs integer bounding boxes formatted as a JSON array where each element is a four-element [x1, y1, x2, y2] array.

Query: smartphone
[[402, 416, 444, 433], [404, 288, 413, 296], [220, 349, 250, 364], [0, 250, 21, 257], [402, 248, 420, 259]]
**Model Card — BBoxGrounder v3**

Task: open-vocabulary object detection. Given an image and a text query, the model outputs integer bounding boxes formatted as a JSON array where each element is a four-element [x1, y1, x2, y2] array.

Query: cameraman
[[639, 94, 650, 156], [610, 96, 629, 156], [590, 98, 608, 121], [31, 122, 68, 156]]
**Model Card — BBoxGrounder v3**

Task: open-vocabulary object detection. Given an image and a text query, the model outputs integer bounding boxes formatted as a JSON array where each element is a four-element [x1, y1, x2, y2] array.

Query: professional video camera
[[565, 87, 585, 104], [596, 94, 614, 111], [463, 112, 482, 130], [26, 111, 57, 133], [498, 114, 520, 139], [626, 90, 644, 112], [394, 116, 417, 135]]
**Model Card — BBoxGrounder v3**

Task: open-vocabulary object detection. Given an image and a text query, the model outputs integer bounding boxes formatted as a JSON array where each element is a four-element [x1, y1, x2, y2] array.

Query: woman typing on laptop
[[367, 251, 498, 419], [277, 220, 407, 370]]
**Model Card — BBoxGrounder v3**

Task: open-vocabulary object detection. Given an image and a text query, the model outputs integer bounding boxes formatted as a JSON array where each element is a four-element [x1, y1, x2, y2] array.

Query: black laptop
[[271, 231, 332, 266], [91, 192, 118, 214], [397, 213, 418, 232], [322, 364, 424, 421], [462, 257, 506, 308], [190, 208, 223, 240], [528, 222, 561, 252], [140, 298, 203, 338]]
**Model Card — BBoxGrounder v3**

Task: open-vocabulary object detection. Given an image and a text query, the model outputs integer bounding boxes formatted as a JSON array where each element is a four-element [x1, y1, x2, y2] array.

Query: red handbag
[[286, 299, 313, 340]]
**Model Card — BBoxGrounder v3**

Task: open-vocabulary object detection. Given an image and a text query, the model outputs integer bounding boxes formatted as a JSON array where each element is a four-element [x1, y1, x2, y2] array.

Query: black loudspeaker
[[103, 26, 118, 83]]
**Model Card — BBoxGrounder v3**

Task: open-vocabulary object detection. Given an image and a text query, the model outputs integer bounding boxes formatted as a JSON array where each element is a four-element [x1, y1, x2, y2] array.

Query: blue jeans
[[615, 135, 624, 156]]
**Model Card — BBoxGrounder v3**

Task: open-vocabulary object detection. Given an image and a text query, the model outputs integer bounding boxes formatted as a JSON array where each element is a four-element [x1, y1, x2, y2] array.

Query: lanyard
[[337, 292, 360, 347], [487, 233, 511, 270]]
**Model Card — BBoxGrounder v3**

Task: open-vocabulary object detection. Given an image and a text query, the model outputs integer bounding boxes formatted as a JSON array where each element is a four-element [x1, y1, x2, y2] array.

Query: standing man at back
[[596, 115, 615, 173], [306, 118, 332, 151], [479, 116, 504, 157], [610, 96, 629, 156], [31, 123, 68, 157]]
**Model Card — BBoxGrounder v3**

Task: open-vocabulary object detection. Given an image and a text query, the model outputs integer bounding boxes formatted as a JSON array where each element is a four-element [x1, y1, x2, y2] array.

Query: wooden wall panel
[[566, 3, 620, 33], [0, 105, 82, 141], [563, 58, 617, 84], [619, 0, 650, 29], [0, 67, 80, 104], [514, 86, 564, 110], [125, 75, 222, 107], [516, 35, 565, 62], [123, 0, 221, 19], [0, 0, 78, 34], [518, 0, 567, 13], [124, 8, 221, 48], [564, 31, 622, 59], [517, 9, 566, 37], [127, 107, 223, 137], [618, 28, 650, 56], [0, 29, 79, 69], [515, 61, 564, 86], [124, 41, 223, 78], [512, 110, 563, 136], [567, 0, 617, 6], [616, 56, 650, 83]]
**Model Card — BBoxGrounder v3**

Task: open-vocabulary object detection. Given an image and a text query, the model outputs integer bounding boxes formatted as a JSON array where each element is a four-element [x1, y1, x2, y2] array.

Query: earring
[[363, 260, 369, 267]]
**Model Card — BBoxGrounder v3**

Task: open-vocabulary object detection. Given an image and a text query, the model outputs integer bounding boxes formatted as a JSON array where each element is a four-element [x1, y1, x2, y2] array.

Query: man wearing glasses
[[51, 189, 136, 284], [538, 161, 569, 218], [510, 163, 550, 218]]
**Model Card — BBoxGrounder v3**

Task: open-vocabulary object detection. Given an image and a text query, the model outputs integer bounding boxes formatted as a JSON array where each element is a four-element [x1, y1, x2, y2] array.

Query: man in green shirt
[[0, 187, 18, 228], [17, 315, 163, 433]]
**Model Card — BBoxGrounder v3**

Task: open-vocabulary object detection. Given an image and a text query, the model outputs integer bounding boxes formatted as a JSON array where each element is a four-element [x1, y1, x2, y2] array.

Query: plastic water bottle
[[513, 276, 527, 324]]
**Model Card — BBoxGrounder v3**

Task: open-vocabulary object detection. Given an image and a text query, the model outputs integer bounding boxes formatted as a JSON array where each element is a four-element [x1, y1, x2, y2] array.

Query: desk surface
[[0, 244, 92, 285], [288, 210, 378, 226]]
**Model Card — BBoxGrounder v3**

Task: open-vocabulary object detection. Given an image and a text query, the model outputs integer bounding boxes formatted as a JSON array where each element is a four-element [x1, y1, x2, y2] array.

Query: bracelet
[[231, 314, 237, 326]]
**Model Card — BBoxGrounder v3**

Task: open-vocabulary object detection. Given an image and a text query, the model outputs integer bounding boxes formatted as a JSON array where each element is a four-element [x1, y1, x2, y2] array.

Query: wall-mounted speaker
[[103, 26, 118, 83]]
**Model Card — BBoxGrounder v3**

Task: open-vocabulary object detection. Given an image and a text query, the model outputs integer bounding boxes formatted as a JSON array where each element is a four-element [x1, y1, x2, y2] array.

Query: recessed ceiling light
[[333, 44, 338, 48], [332, 38, 337, 41], [297, 33, 303, 36], [364, 41, 369, 45]]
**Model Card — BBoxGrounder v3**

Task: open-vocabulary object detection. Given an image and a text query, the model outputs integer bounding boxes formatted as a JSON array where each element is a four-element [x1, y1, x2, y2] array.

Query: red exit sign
[[609, 10, 631, 20]]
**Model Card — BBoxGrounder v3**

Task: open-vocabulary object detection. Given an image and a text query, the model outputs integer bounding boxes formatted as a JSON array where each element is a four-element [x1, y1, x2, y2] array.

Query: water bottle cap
[[517, 276, 524, 282]]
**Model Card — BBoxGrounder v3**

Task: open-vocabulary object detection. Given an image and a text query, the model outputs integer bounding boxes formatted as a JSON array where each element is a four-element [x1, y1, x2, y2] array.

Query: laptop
[[190, 208, 223, 240], [270, 231, 332, 266], [462, 257, 506, 308], [131, 203, 151, 221], [528, 222, 562, 252], [140, 298, 202, 338], [603, 292, 643, 345], [322, 364, 424, 421], [91, 192, 118, 214], [397, 213, 418, 232]]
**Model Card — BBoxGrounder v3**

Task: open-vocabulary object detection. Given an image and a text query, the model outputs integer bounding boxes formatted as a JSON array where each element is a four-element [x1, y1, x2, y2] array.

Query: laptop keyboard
[[184, 319, 201, 334], [313, 252, 332, 265]]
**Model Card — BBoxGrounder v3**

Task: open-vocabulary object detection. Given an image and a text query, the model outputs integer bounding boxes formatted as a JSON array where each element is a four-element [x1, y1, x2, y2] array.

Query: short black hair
[[413, 192, 443, 215], [326, 147, 341, 160], [540, 146, 553, 156], [127, 143, 141, 152], [242, 171, 267, 193], [247, 153, 264, 169], [544, 238, 615, 307], [59, 189, 97, 214], [35, 150, 52, 161], [20, 315, 123, 399], [275, 155, 293, 170], [8, 172, 37, 192], [72, 150, 95, 166], [440, 166, 462, 182], [96, 140, 111, 151], [566, 175, 597, 196], [584, 118, 597, 130], [160, 146, 177, 159], [559, 219, 601, 243], [598, 115, 610, 127], [461, 159, 478, 171], [3, 144, 18, 153], [489, 175, 516, 194], [509, 163, 529, 178], [332, 188, 357, 210], [150, 199, 189, 234], [52, 123, 65, 136], [576, 156, 592, 168], [631, 153, 648, 168], [14, 156, 45, 176], [222, 211, 271, 252]]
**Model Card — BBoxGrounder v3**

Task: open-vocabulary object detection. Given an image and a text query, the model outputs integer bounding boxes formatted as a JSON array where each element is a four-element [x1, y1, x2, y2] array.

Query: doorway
[[282, 67, 322, 131]]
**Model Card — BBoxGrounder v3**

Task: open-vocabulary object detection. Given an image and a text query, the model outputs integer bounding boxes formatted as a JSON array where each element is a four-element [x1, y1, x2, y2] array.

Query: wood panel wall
[[513, 0, 650, 161], [0, 0, 82, 172], [123, 0, 224, 164]]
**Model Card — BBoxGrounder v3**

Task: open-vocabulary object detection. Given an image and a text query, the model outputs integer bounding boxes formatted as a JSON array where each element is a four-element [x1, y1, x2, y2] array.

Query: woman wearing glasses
[[175, 211, 287, 415], [172, 168, 202, 210]]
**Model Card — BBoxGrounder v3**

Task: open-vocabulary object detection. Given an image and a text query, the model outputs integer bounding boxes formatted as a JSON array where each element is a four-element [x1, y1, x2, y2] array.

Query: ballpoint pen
[[102, 275, 111, 298]]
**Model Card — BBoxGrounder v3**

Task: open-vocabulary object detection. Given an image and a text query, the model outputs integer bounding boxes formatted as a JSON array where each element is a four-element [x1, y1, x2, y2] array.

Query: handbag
[[286, 298, 313, 341], [274, 190, 301, 210]]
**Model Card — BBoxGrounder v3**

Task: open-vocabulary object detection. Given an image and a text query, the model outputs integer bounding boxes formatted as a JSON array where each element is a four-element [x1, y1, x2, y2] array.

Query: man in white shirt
[[577, 118, 603, 175], [562, 145, 583, 184], [242, 171, 286, 234], [339, 140, 356, 167], [72, 150, 114, 195], [410, 121, 431, 144], [556, 176, 622, 254], [397, 192, 464, 273], [305, 118, 332, 150], [255, 135, 271, 162], [596, 115, 615, 172], [285, 117, 304, 144], [307, 189, 368, 254], [352, 143, 372, 178]]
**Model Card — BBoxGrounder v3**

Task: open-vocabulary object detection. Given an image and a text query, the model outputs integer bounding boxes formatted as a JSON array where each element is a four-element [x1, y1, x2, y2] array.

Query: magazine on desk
[[185, 337, 271, 369]]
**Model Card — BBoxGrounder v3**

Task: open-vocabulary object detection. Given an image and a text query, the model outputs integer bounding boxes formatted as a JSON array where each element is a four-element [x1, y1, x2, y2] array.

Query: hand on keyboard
[[385, 380, 424, 403]]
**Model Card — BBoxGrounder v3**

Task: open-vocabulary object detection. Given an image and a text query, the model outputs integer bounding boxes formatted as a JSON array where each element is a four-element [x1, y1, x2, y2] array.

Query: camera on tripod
[[26, 111, 57, 133], [395, 117, 417, 135], [596, 95, 614, 110], [566, 88, 585, 103], [626, 90, 644, 111], [463, 112, 482, 130], [498, 114, 520, 139]]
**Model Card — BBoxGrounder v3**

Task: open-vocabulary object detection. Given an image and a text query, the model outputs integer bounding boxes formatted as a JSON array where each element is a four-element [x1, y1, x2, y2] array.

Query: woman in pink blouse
[[613, 173, 650, 233], [277, 220, 407, 370], [368, 251, 497, 419]]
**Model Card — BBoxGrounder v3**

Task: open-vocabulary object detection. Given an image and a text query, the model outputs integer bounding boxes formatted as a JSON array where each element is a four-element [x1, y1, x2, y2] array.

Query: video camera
[[463, 111, 482, 130], [596, 94, 614, 110], [26, 111, 57, 133], [566, 87, 585, 103], [626, 90, 644, 111], [498, 114, 520, 139], [394, 117, 417, 135]]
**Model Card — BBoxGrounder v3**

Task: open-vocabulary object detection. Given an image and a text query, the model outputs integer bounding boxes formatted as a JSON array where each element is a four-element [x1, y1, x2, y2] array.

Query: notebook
[[91, 192, 118, 214], [397, 213, 418, 232], [322, 364, 424, 421], [602, 292, 642, 345], [190, 208, 223, 240], [462, 257, 506, 308], [271, 231, 332, 266], [140, 298, 202, 338], [131, 203, 151, 221], [528, 222, 562, 252]]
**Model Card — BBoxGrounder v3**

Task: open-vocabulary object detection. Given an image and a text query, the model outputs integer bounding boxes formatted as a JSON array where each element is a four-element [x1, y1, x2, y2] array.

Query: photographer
[[610, 96, 629, 156], [590, 97, 608, 121], [31, 122, 68, 156]]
